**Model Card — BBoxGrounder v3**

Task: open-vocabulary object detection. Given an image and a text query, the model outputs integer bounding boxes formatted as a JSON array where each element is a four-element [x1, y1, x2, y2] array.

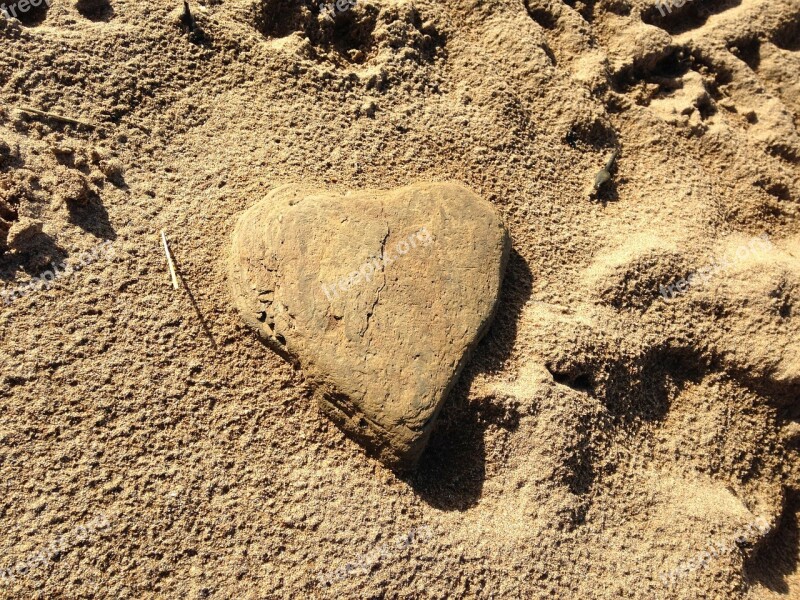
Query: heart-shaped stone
[[229, 182, 509, 471]]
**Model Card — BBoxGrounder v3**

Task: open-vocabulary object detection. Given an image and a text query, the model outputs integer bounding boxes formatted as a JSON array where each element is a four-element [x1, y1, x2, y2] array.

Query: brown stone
[[229, 182, 509, 471], [56, 167, 90, 205]]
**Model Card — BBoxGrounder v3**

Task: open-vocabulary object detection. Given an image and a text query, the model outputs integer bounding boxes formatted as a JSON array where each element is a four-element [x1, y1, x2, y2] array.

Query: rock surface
[[229, 182, 510, 470]]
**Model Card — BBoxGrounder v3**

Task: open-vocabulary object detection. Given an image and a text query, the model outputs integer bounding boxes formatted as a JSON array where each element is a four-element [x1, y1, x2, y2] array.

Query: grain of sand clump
[[0, 0, 799, 598]]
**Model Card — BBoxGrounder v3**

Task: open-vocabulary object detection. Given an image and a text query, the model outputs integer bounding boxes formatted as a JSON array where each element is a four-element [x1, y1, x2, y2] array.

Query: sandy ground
[[0, 0, 799, 598]]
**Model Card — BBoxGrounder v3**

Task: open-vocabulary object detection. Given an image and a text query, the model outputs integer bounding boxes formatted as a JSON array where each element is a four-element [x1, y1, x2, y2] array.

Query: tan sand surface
[[0, 0, 798, 597]]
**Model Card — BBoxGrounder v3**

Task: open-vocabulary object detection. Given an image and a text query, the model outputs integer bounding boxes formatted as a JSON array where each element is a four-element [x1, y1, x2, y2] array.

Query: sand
[[0, 0, 798, 598]]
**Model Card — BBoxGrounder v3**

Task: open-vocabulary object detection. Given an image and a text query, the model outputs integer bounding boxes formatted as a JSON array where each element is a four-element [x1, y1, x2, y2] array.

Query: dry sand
[[0, 0, 798, 598]]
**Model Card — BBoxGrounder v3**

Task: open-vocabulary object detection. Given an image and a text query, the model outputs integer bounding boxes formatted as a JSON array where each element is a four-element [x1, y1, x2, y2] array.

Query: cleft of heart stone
[[228, 182, 510, 471]]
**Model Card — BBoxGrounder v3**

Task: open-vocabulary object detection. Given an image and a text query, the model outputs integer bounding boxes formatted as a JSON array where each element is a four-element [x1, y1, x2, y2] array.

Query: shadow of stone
[[0, 231, 66, 279], [408, 248, 533, 510], [67, 192, 117, 241], [471, 248, 534, 375], [408, 383, 521, 511], [744, 489, 800, 593]]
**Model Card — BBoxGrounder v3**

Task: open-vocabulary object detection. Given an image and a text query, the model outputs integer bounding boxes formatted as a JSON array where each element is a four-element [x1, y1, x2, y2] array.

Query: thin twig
[[14, 105, 95, 130], [161, 230, 179, 290]]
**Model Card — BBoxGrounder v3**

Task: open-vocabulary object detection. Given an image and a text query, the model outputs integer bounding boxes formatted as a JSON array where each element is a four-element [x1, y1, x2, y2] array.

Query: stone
[[99, 158, 124, 185], [55, 167, 90, 205], [7, 216, 43, 250], [229, 182, 510, 471]]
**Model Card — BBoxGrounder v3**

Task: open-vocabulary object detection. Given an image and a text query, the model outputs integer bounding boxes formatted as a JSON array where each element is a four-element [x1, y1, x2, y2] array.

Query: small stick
[[587, 148, 620, 198], [14, 105, 95, 130], [161, 230, 179, 290], [593, 149, 619, 192], [180, 0, 195, 31]]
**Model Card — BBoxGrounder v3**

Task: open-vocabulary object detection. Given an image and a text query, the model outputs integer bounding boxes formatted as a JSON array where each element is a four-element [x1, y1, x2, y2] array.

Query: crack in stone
[[362, 218, 390, 339]]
